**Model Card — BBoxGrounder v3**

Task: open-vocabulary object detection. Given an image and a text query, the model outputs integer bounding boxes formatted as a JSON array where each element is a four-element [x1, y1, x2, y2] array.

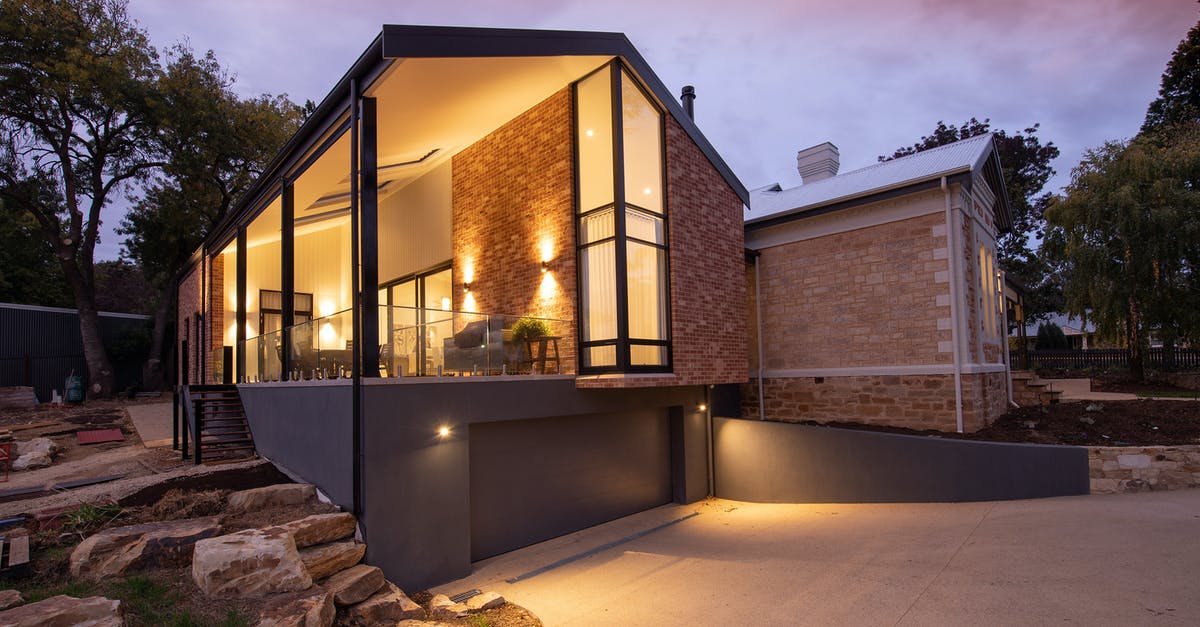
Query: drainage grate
[[449, 589, 480, 604]]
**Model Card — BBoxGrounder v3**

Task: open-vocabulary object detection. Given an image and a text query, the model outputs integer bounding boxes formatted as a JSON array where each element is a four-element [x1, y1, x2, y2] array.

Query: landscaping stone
[[15, 437, 58, 457], [428, 593, 470, 620], [342, 582, 424, 624], [0, 594, 120, 627], [1090, 445, 1200, 493], [298, 540, 364, 580], [466, 591, 505, 612], [1117, 453, 1151, 469], [227, 483, 314, 513], [192, 527, 312, 598], [0, 590, 22, 611], [321, 564, 385, 606], [69, 516, 221, 581], [277, 513, 355, 549], [12, 451, 51, 471], [256, 587, 334, 627]]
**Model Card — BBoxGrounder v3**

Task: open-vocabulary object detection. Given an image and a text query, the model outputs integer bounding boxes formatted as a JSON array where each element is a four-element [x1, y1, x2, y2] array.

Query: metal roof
[[746, 133, 1006, 226]]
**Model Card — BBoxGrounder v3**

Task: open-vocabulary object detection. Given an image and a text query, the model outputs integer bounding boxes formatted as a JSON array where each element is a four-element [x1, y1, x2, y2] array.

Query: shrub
[[511, 317, 550, 342], [1036, 323, 1069, 349]]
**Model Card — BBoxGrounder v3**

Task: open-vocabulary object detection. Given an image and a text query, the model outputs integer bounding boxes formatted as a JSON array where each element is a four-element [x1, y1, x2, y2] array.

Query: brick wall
[[664, 116, 747, 386], [452, 87, 578, 374], [743, 374, 960, 431], [961, 371, 1009, 431], [755, 211, 950, 369]]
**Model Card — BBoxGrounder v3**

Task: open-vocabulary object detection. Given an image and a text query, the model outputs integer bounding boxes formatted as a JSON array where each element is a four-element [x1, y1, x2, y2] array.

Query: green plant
[[469, 615, 492, 627], [64, 503, 126, 535], [1035, 323, 1069, 349], [511, 317, 550, 342]]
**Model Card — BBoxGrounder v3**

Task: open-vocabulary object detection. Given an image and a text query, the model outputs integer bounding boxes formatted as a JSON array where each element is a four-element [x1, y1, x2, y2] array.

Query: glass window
[[574, 63, 669, 372]]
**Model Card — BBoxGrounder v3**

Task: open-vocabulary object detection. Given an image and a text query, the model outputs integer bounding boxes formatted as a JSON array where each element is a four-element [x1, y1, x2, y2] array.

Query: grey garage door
[[469, 409, 671, 561]]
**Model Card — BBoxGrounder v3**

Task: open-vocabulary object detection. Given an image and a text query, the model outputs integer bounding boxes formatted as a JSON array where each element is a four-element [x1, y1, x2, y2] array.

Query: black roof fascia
[[745, 172, 973, 233], [380, 25, 749, 205]]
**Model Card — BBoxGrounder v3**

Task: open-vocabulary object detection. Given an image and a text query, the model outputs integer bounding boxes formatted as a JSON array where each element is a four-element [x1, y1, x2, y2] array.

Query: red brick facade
[[451, 87, 578, 375]]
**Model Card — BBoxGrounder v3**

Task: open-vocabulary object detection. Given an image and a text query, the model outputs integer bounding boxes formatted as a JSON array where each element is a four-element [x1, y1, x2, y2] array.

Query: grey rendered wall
[[238, 383, 354, 509], [360, 378, 706, 591], [714, 418, 1089, 503]]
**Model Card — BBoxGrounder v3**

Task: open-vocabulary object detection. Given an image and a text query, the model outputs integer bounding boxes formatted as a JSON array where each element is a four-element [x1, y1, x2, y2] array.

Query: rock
[[298, 540, 364, 580], [1117, 454, 1152, 469], [428, 594, 470, 620], [14, 437, 58, 458], [321, 564, 385, 606], [228, 484, 315, 513], [70, 516, 221, 581], [1078, 416, 1095, 425], [1085, 403, 1103, 413], [277, 513, 356, 549], [256, 587, 334, 627], [343, 582, 424, 624], [466, 591, 505, 612], [0, 594, 120, 627], [0, 590, 22, 611], [192, 527, 312, 598], [12, 452, 51, 471]]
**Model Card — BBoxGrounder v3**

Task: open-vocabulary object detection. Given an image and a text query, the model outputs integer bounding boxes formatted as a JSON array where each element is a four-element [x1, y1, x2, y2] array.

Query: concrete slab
[[1049, 377, 1137, 401], [125, 402, 173, 448], [435, 492, 1200, 625]]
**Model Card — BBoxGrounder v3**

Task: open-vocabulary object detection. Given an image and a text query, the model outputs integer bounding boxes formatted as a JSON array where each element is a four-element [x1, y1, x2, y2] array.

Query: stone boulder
[[15, 437, 58, 457], [466, 591, 505, 612], [321, 564, 384, 606], [428, 594, 470, 620], [12, 452, 51, 471], [298, 540, 364, 580], [0, 594, 120, 627], [0, 590, 22, 611], [192, 527, 312, 598], [276, 513, 356, 549], [256, 587, 334, 627], [69, 516, 221, 581], [342, 582, 424, 625], [227, 484, 314, 513]]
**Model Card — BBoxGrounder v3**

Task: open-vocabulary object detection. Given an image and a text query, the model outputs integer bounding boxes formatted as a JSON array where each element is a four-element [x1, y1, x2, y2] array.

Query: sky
[[97, 0, 1197, 260]]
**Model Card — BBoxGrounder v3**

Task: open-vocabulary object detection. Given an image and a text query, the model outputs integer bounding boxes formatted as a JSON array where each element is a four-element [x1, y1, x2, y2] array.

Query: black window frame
[[573, 60, 673, 375]]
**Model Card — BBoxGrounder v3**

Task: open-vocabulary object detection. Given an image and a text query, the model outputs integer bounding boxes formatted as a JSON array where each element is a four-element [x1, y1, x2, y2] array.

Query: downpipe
[[753, 250, 766, 420], [943, 177, 965, 433]]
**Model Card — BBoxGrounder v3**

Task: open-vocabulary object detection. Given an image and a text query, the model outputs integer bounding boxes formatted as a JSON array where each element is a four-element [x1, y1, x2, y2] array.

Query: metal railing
[[1029, 348, 1200, 371]]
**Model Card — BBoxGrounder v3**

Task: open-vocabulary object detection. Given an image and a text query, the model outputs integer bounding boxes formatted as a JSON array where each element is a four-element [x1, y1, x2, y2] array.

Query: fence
[[1029, 348, 1200, 372]]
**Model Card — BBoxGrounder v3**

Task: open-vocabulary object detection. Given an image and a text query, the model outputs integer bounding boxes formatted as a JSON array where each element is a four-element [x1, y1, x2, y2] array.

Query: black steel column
[[610, 63, 630, 371], [236, 228, 247, 382], [349, 79, 364, 518], [281, 180, 295, 375], [360, 97, 380, 378]]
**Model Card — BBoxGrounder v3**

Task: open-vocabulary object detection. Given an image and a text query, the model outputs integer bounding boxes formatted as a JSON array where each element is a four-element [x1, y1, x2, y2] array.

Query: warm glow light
[[538, 272, 557, 301], [585, 129, 594, 137], [463, 292, 477, 313], [539, 237, 554, 264], [319, 321, 337, 348], [643, 187, 652, 195], [437, 426, 451, 438], [440, 297, 451, 311], [699, 403, 708, 412], [318, 299, 336, 317], [463, 260, 475, 285]]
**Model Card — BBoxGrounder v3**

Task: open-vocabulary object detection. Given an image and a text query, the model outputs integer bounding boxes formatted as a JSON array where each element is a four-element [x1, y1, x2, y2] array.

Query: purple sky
[[98, 0, 1196, 260]]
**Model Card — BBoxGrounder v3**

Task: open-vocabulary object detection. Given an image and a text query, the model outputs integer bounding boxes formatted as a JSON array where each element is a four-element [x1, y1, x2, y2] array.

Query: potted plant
[[511, 317, 551, 342]]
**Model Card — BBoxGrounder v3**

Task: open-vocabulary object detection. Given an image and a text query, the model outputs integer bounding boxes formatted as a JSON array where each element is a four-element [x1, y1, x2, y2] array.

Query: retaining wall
[[1088, 445, 1200, 493]]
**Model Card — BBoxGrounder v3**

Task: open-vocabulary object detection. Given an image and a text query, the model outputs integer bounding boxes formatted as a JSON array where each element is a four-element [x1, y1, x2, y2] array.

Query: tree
[[120, 46, 302, 388], [1035, 322, 1069, 350], [0, 0, 161, 397], [1044, 126, 1200, 379], [0, 196, 71, 307], [1142, 18, 1200, 134], [882, 118, 1063, 321]]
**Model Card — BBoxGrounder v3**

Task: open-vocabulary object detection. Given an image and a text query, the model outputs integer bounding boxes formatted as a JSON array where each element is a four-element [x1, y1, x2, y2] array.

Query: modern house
[[176, 25, 747, 590], [743, 135, 1014, 433]]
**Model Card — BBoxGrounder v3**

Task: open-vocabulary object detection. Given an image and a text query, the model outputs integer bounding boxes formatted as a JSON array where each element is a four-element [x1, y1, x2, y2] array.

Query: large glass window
[[575, 63, 670, 372]]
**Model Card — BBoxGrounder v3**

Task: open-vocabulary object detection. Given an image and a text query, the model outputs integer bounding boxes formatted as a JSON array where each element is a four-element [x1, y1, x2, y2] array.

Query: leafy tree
[[1034, 322, 1068, 350], [882, 118, 1063, 321], [1044, 125, 1200, 379], [0, 196, 71, 306], [1142, 18, 1200, 134], [0, 0, 161, 397], [120, 47, 302, 388]]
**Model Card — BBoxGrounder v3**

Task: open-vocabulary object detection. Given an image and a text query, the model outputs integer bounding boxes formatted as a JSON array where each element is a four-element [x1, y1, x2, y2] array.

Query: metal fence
[[1029, 348, 1200, 371]]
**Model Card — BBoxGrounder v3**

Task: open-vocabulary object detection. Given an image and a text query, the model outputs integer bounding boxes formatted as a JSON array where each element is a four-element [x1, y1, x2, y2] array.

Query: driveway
[[434, 491, 1200, 625]]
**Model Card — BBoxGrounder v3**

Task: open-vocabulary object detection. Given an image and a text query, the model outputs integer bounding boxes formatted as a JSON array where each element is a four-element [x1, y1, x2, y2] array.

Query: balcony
[[236, 306, 566, 383]]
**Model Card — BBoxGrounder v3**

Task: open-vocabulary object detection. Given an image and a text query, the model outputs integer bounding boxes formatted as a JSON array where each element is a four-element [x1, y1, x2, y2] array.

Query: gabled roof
[[203, 26, 748, 252], [745, 133, 1011, 231]]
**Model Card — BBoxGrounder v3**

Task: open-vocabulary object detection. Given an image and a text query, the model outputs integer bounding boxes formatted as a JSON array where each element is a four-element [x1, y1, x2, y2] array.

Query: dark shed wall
[[239, 383, 354, 509], [714, 418, 1089, 503]]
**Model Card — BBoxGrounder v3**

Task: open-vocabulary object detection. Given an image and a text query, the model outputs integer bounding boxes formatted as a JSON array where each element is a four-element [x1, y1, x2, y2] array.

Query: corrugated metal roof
[[746, 133, 997, 224]]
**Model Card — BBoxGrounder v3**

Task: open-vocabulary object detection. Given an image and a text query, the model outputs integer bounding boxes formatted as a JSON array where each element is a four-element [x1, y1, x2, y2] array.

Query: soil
[[808, 398, 1200, 446], [410, 590, 543, 626], [1087, 373, 1199, 397]]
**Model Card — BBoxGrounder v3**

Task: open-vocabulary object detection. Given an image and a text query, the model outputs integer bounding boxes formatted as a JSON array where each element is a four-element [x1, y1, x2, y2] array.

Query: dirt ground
[[811, 398, 1200, 446]]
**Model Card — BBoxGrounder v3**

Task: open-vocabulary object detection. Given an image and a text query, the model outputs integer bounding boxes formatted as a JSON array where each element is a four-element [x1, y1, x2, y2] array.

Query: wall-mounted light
[[463, 281, 472, 294], [437, 426, 452, 439], [698, 403, 708, 412], [541, 261, 549, 274]]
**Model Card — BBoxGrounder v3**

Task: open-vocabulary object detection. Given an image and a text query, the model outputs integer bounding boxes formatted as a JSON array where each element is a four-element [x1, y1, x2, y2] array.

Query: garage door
[[469, 409, 671, 561]]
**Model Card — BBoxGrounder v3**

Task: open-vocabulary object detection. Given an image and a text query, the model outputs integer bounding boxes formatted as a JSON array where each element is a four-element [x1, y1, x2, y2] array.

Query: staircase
[[181, 385, 256, 464], [1010, 371, 1063, 407]]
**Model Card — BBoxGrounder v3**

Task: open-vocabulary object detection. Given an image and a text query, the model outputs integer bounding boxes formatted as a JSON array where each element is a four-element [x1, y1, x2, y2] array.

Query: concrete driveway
[[434, 491, 1200, 625]]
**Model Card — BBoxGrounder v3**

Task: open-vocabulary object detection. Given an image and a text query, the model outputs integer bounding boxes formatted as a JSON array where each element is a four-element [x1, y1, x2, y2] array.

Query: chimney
[[680, 85, 695, 120], [797, 142, 840, 183]]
